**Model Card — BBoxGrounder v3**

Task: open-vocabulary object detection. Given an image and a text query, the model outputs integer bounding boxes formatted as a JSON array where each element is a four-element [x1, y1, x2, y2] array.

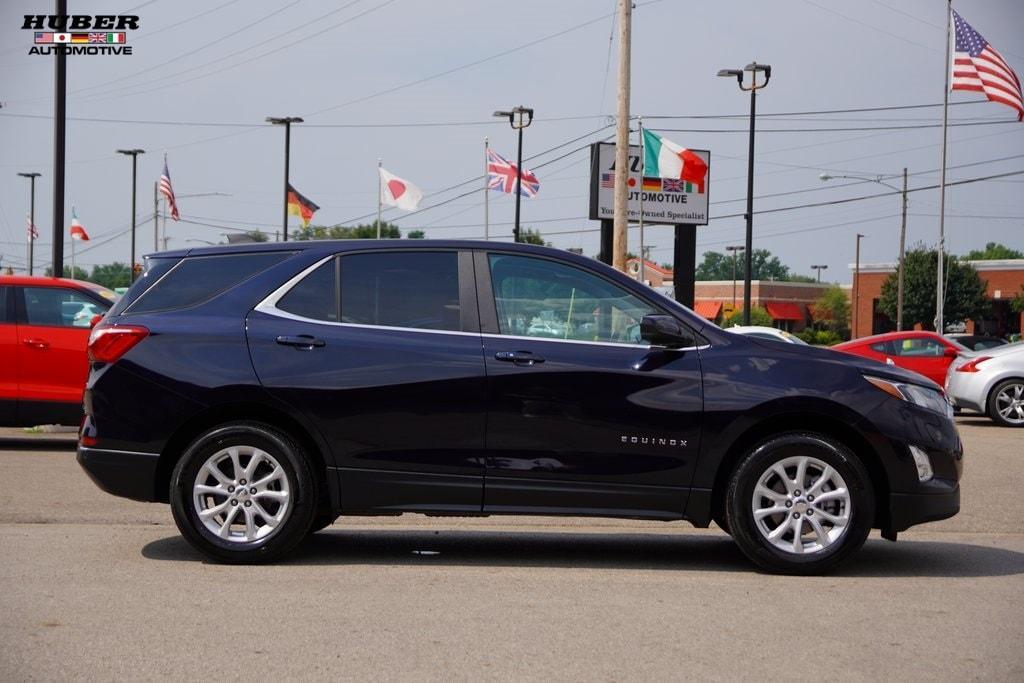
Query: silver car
[[945, 343, 1024, 427]]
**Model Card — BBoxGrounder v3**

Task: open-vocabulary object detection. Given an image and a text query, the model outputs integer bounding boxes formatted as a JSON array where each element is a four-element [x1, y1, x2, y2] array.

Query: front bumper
[[887, 479, 960, 533], [77, 446, 160, 502]]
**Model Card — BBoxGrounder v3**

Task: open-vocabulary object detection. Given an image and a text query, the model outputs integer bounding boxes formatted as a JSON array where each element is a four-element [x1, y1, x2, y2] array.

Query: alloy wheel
[[994, 382, 1024, 425], [751, 455, 851, 555], [192, 445, 292, 543]]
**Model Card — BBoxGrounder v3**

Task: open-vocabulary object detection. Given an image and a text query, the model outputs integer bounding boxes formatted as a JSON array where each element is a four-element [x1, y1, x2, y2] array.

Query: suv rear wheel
[[170, 421, 317, 563], [725, 433, 874, 574]]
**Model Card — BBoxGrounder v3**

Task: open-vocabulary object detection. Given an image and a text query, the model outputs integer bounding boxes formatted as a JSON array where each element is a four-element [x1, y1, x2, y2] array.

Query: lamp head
[[717, 68, 743, 86]]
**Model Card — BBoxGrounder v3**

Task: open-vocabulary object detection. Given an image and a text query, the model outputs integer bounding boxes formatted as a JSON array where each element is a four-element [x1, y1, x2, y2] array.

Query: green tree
[[696, 249, 791, 281], [878, 247, 989, 330], [295, 221, 403, 240], [520, 228, 550, 246], [85, 263, 133, 289], [248, 230, 269, 243], [1010, 285, 1024, 314], [723, 306, 773, 328], [407, 230, 425, 239], [964, 242, 1023, 260], [811, 285, 851, 338], [45, 265, 90, 281]]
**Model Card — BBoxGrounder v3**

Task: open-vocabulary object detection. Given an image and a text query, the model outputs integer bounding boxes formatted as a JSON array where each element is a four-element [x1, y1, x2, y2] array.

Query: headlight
[[864, 376, 954, 418]]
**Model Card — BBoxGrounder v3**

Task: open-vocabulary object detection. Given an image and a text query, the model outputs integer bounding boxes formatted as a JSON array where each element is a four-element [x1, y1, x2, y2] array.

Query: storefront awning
[[765, 301, 804, 321], [694, 301, 722, 320]]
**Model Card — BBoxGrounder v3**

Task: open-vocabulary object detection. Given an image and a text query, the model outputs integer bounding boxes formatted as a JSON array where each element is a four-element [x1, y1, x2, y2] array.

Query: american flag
[[159, 155, 180, 221], [951, 10, 1023, 121], [601, 173, 615, 188], [487, 149, 540, 198], [26, 214, 38, 240]]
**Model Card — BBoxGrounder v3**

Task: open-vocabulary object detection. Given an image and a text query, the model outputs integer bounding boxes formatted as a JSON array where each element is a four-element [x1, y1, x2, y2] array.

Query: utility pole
[[612, 0, 632, 272], [897, 166, 908, 331], [267, 116, 303, 242], [153, 181, 159, 252], [854, 233, 865, 339], [51, 0, 67, 278], [117, 149, 145, 280], [18, 172, 41, 275]]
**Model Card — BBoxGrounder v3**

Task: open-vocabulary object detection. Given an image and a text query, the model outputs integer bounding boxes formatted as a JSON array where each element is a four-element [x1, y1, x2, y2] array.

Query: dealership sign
[[588, 142, 711, 226]]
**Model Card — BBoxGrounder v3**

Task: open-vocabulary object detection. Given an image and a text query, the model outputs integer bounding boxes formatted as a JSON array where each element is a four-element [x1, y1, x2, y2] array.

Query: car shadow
[[141, 529, 1024, 578], [956, 416, 1008, 429]]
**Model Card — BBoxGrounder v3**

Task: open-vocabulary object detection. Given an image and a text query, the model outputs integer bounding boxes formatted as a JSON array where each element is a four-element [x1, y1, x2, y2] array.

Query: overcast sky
[[1, 0, 1022, 282]]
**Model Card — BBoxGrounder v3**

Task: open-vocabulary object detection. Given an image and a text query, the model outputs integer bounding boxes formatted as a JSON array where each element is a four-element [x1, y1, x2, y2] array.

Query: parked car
[[728, 325, 808, 345], [0, 276, 116, 426], [833, 331, 968, 386], [78, 242, 961, 574], [945, 343, 1024, 427], [944, 334, 1009, 352]]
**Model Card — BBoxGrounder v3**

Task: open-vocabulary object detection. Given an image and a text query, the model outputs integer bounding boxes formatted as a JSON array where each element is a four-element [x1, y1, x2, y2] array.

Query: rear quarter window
[[127, 252, 291, 314]]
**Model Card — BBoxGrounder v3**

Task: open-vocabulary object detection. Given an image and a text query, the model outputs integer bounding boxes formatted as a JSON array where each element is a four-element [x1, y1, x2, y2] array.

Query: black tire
[[309, 513, 339, 534], [170, 421, 318, 564], [725, 432, 874, 575], [987, 379, 1024, 427]]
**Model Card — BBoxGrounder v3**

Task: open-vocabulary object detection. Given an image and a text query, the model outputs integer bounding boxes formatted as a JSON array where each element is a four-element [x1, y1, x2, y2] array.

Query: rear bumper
[[887, 481, 960, 533], [77, 446, 160, 502]]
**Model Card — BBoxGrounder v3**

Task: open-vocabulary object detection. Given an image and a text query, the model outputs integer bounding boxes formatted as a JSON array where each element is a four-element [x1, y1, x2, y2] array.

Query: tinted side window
[[130, 252, 290, 314], [23, 287, 110, 328], [277, 258, 338, 322], [488, 254, 657, 345], [108, 256, 179, 317], [893, 338, 944, 357], [340, 252, 460, 331], [0, 286, 8, 323], [870, 341, 893, 355]]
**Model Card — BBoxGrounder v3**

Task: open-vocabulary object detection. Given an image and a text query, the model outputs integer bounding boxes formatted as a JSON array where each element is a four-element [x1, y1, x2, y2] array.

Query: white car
[[945, 343, 1024, 427], [727, 325, 808, 345]]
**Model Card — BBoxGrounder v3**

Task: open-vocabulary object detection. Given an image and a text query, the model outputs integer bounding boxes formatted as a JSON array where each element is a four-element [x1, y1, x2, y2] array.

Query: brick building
[[851, 259, 1024, 338], [691, 280, 842, 331]]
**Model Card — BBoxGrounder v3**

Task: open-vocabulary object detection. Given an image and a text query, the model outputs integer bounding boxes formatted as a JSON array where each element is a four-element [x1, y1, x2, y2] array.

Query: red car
[[833, 330, 967, 386], [0, 276, 116, 426]]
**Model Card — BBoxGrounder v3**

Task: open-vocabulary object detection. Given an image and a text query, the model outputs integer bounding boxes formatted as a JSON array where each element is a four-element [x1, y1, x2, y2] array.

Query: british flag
[[487, 149, 540, 198]]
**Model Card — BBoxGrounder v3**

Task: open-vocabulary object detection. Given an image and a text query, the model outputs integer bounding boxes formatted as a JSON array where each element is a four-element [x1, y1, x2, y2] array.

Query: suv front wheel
[[170, 421, 317, 563], [725, 433, 874, 575]]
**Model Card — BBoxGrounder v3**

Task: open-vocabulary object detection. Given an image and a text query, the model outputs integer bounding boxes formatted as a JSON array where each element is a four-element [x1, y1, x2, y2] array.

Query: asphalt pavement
[[1, 416, 1022, 681]]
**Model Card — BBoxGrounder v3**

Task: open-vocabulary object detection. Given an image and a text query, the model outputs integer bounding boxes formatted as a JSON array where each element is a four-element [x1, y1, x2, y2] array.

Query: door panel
[[246, 251, 487, 513], [17, 286, 99, 404], [478, 252, 702, 518]]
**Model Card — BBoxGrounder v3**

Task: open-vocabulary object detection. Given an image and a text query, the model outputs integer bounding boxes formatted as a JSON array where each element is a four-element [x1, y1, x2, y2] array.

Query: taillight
[[956, 356, 992, 373], [88, 324, 149, 363]]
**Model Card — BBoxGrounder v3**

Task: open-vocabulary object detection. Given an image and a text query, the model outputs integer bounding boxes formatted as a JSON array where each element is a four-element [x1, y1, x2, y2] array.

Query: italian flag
[[642, 129, 708, 193]]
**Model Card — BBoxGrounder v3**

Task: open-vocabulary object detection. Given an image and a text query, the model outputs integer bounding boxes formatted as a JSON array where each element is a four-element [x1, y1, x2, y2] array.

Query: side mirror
[[89, 314, 104, 328], [944, 346, 959, 358], [640, 314, 694, 349]]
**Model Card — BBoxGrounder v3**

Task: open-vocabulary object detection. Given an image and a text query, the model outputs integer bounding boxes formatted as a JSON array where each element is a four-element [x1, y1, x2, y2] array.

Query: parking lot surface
[[1, 417, 1022, 681]]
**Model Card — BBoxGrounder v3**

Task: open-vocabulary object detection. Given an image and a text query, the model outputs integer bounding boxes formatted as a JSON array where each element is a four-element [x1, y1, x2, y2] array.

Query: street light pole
[[267, 116, 303, 242], [820, 170, 908, 329], [810, 264, 828, 282], [718, 61, 771, 325], [725, 245, 744, 309], [18, 172, 41, 275], [854, 233, 865, 339], [116, 149, 145, 280], [493, 106, 534, 243]]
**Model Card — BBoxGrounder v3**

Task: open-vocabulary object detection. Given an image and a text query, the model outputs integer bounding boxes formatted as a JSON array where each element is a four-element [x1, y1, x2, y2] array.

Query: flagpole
[[936, 0, 952, 333], [70, 210, 75, 278], [484, 137, 490, 241], [637, 117, 645, 284], [377, 158, 382, 239]]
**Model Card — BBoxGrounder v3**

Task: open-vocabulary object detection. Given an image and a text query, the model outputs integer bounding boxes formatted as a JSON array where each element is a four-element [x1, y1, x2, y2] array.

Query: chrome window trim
[[254, 254, 711, 352]]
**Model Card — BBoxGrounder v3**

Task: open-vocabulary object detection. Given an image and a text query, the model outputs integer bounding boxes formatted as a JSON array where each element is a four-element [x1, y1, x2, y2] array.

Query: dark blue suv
[[78, 241, 961, 573]]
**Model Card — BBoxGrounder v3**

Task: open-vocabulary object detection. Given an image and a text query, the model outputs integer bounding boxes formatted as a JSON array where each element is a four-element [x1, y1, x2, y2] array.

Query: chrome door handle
[[275, 335, 325, 349], [494, 351, 545, 366]]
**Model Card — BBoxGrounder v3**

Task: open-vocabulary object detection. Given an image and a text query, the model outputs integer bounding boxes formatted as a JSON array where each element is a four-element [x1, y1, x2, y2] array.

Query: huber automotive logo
[[23, 14, 138, 56]]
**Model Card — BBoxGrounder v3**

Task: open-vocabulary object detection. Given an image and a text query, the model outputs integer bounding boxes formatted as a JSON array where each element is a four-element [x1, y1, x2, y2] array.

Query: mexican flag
[[70, 208, 90, 240], [642, 129, 708, 193]]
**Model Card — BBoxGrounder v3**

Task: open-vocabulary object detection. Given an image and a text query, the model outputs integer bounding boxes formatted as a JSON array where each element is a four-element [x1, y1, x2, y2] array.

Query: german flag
[[641, 177, 662, 192], [286, 184, 319, 227]]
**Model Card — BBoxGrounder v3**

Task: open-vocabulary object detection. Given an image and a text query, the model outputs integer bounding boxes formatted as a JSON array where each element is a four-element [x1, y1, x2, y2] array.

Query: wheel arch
[[154, 401, 336, 510], [707, 411, 890, 530]]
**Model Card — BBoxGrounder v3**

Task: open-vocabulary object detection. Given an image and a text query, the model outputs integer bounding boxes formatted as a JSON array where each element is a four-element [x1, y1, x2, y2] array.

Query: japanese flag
[[379, 167, 422, 211]]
